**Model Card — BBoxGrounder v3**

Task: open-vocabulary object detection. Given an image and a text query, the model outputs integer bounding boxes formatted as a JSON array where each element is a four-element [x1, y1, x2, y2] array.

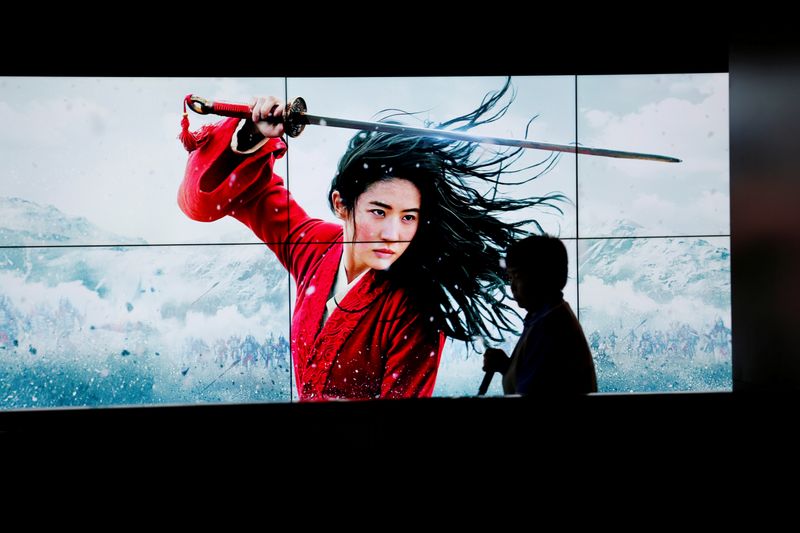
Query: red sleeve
[[381, 311, 446, 399], [177, 118, 341, 279]]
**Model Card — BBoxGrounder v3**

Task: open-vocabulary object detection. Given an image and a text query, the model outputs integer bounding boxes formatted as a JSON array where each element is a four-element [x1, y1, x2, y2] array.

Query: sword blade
[[185, 95, 680, 163], [304, 114, 681, 163]]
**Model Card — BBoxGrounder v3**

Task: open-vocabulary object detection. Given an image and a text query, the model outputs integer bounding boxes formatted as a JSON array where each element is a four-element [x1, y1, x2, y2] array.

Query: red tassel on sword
[[179, 94, 198, 152], [179, 94, 252, 152]]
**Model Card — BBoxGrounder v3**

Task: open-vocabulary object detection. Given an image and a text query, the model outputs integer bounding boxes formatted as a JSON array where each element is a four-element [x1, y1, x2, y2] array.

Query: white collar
[[323, 257, 369, 325]]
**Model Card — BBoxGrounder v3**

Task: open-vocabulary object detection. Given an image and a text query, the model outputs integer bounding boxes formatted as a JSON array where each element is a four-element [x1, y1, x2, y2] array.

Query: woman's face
[[333, 178, 421, 276]]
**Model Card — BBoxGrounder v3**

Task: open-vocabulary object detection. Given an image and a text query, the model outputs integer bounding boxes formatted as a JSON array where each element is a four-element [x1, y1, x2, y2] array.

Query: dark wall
[[731, 42, 800, 390]]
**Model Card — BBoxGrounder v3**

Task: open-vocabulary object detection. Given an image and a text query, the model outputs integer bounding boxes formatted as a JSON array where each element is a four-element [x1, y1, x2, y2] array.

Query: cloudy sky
[[0, 74, 727, 244], [578, 73, 729, 237]]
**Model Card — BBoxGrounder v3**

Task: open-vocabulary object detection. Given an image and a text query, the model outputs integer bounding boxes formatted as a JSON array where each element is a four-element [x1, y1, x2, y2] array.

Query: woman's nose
[[380, 217, 401, 241]]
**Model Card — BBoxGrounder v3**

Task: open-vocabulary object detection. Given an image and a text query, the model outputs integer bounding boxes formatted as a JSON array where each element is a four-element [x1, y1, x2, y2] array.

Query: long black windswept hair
[[328, 78, 567, 344]]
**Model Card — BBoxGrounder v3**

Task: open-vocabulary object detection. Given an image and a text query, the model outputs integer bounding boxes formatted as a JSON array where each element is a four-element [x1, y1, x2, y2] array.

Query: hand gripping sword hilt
[[185, 95, 308, 138]]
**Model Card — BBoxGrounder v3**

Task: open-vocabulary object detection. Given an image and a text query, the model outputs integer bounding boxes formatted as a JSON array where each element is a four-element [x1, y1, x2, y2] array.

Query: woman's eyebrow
[[368, 200, 420, 213]]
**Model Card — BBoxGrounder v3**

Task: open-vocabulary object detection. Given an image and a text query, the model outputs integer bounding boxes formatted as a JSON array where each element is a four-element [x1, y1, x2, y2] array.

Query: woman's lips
[[373, 248, 395, 258]]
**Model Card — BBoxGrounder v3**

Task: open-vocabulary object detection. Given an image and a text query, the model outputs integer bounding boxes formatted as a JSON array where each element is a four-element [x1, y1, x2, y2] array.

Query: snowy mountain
[[580, 219, 730, 317], [0, 197, 292, 408], [577, 219, 731, 392], [0, 196, 144, 246]]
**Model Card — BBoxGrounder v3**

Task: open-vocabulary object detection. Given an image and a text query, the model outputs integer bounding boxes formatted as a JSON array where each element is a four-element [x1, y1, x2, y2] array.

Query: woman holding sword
[[178, 79, 590, 400]]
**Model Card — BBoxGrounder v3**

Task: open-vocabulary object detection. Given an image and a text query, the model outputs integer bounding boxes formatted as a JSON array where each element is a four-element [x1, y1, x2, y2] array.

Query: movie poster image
[[0, 73, 729, 408]]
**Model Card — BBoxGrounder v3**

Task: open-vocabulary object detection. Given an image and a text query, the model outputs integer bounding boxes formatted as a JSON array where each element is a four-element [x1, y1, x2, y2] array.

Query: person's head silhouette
[[505, 234, 567, 311]]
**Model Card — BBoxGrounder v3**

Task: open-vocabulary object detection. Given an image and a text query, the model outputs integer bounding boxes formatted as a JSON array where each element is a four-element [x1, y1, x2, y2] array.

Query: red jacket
[[178, 119, 445, 400]]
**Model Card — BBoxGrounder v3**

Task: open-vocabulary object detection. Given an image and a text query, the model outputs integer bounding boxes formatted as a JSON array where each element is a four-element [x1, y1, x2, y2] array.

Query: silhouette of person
[[483, 235, 598, 394]]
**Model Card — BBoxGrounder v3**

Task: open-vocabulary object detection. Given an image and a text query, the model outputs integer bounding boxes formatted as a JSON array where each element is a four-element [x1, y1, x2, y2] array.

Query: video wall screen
[[0, 74, 729, 407]]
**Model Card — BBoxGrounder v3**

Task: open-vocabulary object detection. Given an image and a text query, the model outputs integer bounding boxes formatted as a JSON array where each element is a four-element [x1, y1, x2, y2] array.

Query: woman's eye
[[370, 209, 385, 217], [402, 214, 417, 222]]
